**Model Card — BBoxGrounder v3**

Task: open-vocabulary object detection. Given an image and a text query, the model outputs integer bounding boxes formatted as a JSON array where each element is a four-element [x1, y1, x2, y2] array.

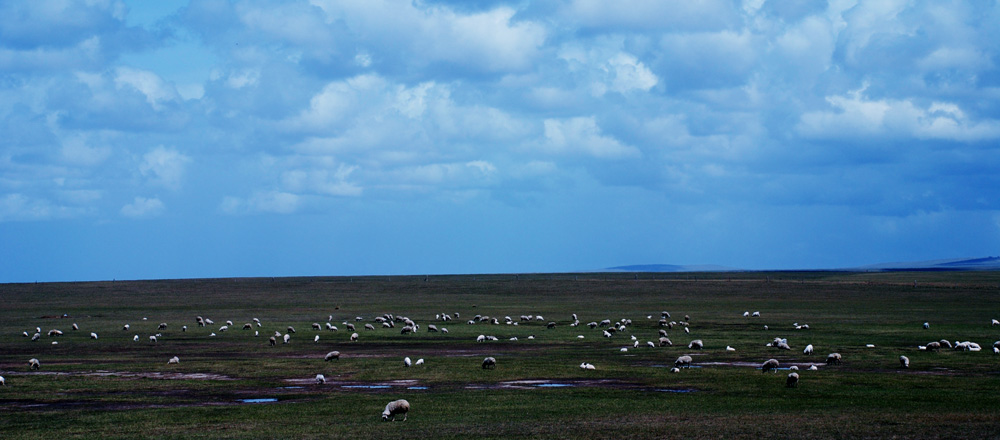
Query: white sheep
[[123, 324, 130, 331], [415, 358, 424, 366], [808, 365, 818, 371], [350, 332, 359, 342], [90, 332, 98, 340], [482, 357, 496, 369], [314, 335, 320, 343], [31, 332, 40, 341], [899, 355, 909, 368], [761, 358, 780, 373], [316, 374, 326, 384], [72, 323, 79, 331], [365, 324, 376, 331], [786, 372, 799, 388], [826, 353, 842, 365], [804, 344, 814, 355], [752, 311, 761, 317], [133, 335, 139, 342], [219, 325, 228, 332], [688, 339, 703, 350], [404, 357, 412, 367], [382, 399, 410, 421], [670, 367, 680, 373], [579, 362, 595, 370], [269, 336, 276, 346], [28, 358, 40, 370], [476, 334, 486, 343], [149, 335, 157, 344], [726, 346, 736, 352], [647, 341, 656, 348], [923, 322, 930, 329], [992, 319, 999, 326], [283, 334, 290, 344], [0, 375, 5, 386], [674, 355, 692, 368], [325, 351, 340, 361], [168, 356, 180, 364]]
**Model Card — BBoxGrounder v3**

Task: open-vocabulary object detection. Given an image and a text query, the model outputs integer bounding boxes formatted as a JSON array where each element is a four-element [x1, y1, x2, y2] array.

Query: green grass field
[[2, 272, 1000, 439]]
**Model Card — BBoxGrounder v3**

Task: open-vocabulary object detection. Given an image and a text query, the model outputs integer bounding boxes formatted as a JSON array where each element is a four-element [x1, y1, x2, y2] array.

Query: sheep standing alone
[[382, 399, 410, 421], [899, 355, 909, 368], [688, 339, 703, 350], [350, 332, 359, 342], [804, 344, 814, 355], [28, 358, 40, 370], [761, 358, 780, 373], [325, 351, 340, 361], [316, 374, 326, 384], [90, 332, 98, 340], [786, 372, 799, 388], [674, 355, 693, 368], [269, 336, 276, 346], [168, 356, 180, 364], [826, 353, 842, 365], [404, 357, 412, 367], [0, 375, 5, 386], [482, 357, 496, 369]]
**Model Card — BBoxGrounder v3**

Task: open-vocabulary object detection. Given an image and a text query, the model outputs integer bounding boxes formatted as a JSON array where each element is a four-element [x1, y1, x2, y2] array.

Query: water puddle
[[342, 385, 391, 389], [241, 398, 278, 403], [655, 388, 697, 393], [534, 383, 573, 388], [407, 386, 428, 390]]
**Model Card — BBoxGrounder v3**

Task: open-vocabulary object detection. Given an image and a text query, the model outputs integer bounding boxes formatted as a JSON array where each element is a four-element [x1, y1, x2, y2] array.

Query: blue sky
[[2, 0, 999, 282]]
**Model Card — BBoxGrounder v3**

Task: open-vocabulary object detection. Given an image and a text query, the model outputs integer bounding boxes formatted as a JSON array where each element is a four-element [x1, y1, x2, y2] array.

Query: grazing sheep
[[314, 335, 320, 343], [283, 334, 290, 344], [688, 339, 703, 350], [804, 344, 814, 355], [726, 346, 736, 352], [789, 365, 799, 371], [482, 357, 496, 369], [761, 358, 780, 373], [382, 399, 410, 421], [90, 332, 98, 339], [786, 372, 799, 388], [325, 351, 340, 361], [226, 320, 233, 327], [743, 311, 750, 317], [808, 365, 818, 371], [365, 323, 376, 331], [826, 353, 842, 365], [427, 324, 437, 332], [752, 311, 761, 317], [149, 335, 157, 344], [659, 337, 672, 347], [993, 319, 999, 326], [647, 341, 656, 348], [923, 322, 930, 329], [546, 322, 556, 329], [0, 376, 4, 386], [72, 323, 79, 331], [345, 324, 356, 332], [168, 356, 180, 364], [441, 328, 448, 333], [123, 324, 130, 331], [133, 335, 139, 342], [287, 326, 296, 334], [219, 325, 228, 332], [939, 340, 952, 349], [350, 332, 359, 342], [670, 367, 680, 373], [31, 332, 40, 341], [899, 355, 909, 368], [580, 362, 596, 370], [476, 334, 486, 343], [269, 336, 276, 346], [674, 355, 693, 368], [404, 357, 412, 367], [924, 341, 941, 351], [415, 358, 424, 366], [28, 358, 40, 370], [182, 326, 187, 332], [315, 374, 326, 384], [158, 323, 168, 330], [312, 323, 322, 330], [48, 329, 63, 337]]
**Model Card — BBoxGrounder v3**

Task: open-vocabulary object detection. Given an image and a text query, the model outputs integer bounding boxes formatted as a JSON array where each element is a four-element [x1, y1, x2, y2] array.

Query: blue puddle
[[342, 385, 391, 389], [407, 386, 428, 390], [241, 398, 278, 403], [534, 383, 573, 388], [655, 389, 697, 393], [279, 386, 303, 389]]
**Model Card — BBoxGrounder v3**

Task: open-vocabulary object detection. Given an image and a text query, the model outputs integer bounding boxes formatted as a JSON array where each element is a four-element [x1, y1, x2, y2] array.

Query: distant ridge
[[606, 256, 1000, 273], [852, 256, 1000, 271]]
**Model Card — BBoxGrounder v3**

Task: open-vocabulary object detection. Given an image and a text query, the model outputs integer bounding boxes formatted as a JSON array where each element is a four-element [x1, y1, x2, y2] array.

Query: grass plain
[[1, 271, 1000, 439]]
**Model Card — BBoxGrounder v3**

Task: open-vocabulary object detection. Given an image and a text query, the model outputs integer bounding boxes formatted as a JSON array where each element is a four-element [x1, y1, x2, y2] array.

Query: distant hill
[[852, 256, 1000, 271], [606, 256, 1000, 273]]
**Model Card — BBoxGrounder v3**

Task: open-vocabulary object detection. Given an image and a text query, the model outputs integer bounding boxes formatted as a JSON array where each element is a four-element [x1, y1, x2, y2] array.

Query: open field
[[2, 271, 1000, 439]]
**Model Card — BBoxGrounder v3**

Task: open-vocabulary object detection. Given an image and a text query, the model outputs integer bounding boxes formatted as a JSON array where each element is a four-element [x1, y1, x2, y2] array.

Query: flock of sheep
[[10, 308, 1000, 421]]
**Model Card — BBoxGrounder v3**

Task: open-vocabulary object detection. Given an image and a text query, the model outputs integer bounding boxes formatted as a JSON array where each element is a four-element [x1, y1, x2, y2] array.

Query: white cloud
[[139, 146, 191, 190], [798, 85, 1000, 141], [114, 67, 179, 109], [120, 196, 164, 218], [538, 117, 641, 159], [281, 165, 362, 197]]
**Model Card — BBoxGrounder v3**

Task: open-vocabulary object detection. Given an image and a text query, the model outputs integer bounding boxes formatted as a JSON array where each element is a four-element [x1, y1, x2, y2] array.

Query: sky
[[2, 0, 999, 282]]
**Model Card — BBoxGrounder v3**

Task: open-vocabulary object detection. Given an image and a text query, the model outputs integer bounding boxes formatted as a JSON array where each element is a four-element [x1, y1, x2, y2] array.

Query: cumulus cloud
[[537, 117, 641, 159], [120, 196, 164, 218], [798, 85, 1000, 141], [139, 147, 191, 190]]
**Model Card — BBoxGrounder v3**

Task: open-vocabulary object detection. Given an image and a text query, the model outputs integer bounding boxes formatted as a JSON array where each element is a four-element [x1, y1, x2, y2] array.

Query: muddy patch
[[1, 370, 236, 381]]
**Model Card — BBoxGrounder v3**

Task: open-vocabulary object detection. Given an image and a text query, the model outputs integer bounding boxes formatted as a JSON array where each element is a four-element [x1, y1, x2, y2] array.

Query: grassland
[[2, 271, 1000, 439]]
